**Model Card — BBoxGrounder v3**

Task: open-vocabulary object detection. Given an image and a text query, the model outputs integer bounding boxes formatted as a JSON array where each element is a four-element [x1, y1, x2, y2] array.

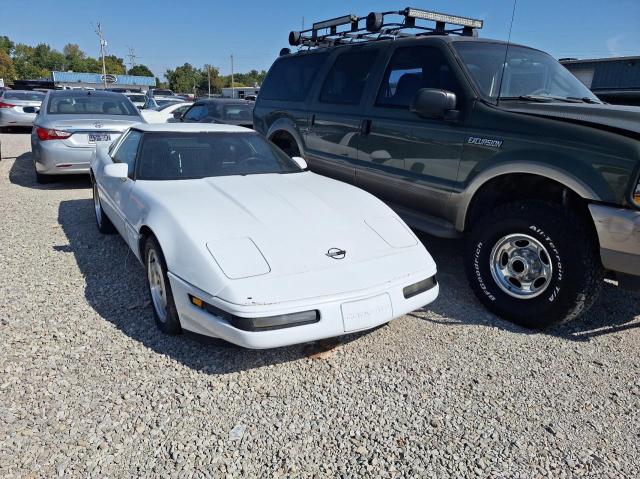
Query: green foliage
[[0, 36, 15, 55], [0, 51, 16, 81], [128, 64, 154, 77]]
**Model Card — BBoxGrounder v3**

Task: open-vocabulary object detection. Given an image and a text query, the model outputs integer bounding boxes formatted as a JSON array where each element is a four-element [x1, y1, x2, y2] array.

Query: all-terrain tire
[[464, 201, 603, 328]]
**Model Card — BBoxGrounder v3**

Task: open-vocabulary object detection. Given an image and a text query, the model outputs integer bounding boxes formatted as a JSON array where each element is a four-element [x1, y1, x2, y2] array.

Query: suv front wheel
[[464, 201, 603, 328]]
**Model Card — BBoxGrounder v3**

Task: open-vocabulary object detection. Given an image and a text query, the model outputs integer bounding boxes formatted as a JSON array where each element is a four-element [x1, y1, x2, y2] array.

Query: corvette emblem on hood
[[326, 248, 347, 260]]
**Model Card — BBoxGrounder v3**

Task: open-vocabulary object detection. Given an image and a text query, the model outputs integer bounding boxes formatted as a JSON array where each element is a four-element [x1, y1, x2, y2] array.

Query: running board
[[387, 203, 461, 239]]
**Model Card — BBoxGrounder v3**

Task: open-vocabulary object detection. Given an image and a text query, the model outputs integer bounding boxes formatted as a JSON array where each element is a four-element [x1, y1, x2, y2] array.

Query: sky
[[1, 0, 639, 79]]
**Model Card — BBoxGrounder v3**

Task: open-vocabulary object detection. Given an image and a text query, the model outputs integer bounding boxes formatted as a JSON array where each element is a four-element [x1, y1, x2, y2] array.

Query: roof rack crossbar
[[288, 7, 483, 50]]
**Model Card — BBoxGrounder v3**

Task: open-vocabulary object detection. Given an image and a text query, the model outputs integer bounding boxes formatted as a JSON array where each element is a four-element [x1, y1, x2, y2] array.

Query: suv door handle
[[360, 119, 372, 136]]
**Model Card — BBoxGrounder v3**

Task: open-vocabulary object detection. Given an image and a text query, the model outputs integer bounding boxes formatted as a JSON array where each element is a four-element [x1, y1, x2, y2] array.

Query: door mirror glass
[[291, 156, 308, 170], [173, 111, 183, 120], [410, 88, 458, 120], [104, 162, 129, 180]]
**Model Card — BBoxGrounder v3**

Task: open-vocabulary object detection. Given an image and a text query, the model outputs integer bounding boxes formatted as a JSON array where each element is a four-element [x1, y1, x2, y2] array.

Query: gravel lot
[[1, 131, 639, 478]]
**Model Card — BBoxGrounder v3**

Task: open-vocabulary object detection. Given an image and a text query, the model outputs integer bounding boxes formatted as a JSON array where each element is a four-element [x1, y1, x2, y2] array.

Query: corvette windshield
[[137, 132, 302, 180], [453, 42, 600, 103]]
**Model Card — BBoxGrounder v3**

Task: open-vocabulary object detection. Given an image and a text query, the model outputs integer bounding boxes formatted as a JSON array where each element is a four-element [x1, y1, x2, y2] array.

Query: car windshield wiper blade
[[566, 96, 602, 104], [500, 95, 555, 103]]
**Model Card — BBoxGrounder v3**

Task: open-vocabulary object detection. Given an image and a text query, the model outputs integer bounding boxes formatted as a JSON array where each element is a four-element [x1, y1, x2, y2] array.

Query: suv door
[[305, 46, 382, 185], [356, 45, 467, 222]]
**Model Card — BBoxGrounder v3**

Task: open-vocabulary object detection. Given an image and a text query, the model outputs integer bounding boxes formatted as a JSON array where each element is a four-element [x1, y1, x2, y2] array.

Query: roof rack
[[287, 7, 483, 50]]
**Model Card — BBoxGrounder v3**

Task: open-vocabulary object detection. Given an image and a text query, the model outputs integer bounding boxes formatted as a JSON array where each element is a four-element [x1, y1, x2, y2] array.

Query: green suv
[[254, 8, 640, 328]]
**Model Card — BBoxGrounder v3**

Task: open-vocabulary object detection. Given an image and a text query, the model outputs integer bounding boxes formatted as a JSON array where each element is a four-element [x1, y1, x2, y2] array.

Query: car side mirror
[[173, 111, 183, 120], [410, 88, 459, 122], [291, 156, 308, 170], [104, 162, 129, 181]]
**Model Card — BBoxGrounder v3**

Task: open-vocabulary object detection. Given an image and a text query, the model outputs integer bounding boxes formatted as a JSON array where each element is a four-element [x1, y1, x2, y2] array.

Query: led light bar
[[313, 14, 358, 31], [404, 8, 483, 29]]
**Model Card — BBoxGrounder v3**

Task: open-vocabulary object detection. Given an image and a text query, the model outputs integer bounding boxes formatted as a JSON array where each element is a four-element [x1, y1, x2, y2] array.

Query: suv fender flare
[[455, 161, 602, 231], [266, 119, 306, 157]]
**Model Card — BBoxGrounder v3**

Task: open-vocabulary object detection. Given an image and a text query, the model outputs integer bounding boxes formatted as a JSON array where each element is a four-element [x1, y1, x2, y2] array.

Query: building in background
[[560, 56, 640, 106], [221, 86, 260, 99], [51, 71, 156, 92]]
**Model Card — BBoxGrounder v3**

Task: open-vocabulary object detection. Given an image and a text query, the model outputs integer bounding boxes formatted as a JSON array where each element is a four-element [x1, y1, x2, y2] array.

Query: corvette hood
[[501, 102, 640, 136], [138, 173, 425, 282]]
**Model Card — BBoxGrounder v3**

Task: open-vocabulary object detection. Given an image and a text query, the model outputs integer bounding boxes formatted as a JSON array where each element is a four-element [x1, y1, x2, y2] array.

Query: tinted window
[[320, 49, 379, 105], [260, 52, 328, 102], [157, 101, 186, 112], [152, 89, 173, 96], [47, 95, 140, 115], [183, 104, 208, 122], [173, 104, 190, 115], [222, 104, 253, 121], [126, 94, 146, 103], [113, 130, 142, 177], [453, 43, 600, 102], [377, 47, 462, 108], [137, 132, 301, 180], [3, 91, 45, 101]]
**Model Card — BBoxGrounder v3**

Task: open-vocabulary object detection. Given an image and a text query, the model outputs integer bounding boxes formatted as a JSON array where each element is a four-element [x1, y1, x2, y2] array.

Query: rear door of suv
[[305, 45, 384, 185], [355, 42, 467, 222]]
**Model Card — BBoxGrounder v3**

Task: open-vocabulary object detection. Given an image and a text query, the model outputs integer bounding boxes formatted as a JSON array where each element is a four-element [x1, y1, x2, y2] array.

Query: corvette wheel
[[92, 180, 116, 234], [144, 236, 182, 335]]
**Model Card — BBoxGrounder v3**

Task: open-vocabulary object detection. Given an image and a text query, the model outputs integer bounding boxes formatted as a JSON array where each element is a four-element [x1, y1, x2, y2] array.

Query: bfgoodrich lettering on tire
[[464, 201, 603, 328]]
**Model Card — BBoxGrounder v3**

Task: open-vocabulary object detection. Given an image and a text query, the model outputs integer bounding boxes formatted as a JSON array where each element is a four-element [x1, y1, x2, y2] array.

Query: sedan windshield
[[453, 42, 600, 103], [156, 101, 186, 112], [3, 91, 45, 101], [47, 95, 140, 115], [154, 99, 181, 108], [137, 132, 302, 180]]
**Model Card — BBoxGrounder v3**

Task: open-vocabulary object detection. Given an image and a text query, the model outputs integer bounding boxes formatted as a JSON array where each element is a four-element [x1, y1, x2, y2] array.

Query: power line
[[94, 22, 107, 89]]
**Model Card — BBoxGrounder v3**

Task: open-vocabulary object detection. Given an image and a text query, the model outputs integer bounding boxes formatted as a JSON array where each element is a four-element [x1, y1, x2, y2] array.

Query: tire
[[35, 170, 54, 184], [464, 201, 603, 329], [91, 179, 116, 234], [144, 235, 182, 335]]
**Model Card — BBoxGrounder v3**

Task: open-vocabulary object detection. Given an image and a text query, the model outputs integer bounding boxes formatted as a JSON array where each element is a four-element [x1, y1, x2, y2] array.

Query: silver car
[[32, 90, 144, 183], [0, 90, 45, 129]]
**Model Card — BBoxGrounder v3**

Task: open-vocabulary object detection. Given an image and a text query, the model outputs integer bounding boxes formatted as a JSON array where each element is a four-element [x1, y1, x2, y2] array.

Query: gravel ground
[[1, 131, 639, 478]]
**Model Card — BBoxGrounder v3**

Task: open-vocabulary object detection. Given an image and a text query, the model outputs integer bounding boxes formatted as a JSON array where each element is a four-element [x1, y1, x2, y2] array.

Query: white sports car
[[90, 123, 438, 349]]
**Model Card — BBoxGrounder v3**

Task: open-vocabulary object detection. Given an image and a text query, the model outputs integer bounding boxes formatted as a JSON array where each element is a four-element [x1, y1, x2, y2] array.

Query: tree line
[[0, 35, 267, 94]]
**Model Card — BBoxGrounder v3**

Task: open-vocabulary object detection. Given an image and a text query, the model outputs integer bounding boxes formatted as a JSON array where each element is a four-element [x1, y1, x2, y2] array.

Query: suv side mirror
[[173, 111, 183, 120], [410, 88, 459, 121]]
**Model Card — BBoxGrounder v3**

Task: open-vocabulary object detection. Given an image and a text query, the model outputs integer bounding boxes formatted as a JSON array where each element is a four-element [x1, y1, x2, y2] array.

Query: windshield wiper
[[566, 96, 602, 104]]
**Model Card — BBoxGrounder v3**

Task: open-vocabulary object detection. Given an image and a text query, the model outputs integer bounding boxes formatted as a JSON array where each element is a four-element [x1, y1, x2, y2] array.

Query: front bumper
[[167, 268, 438, 349], [31, 135, 93, 175], [589, 204, 640, 277]]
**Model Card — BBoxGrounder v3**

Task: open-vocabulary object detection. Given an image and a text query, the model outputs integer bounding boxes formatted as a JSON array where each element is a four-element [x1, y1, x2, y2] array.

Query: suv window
[[376, 46, 462, 108], [260, 52, 329, 102], [113, 130, 142, 177], [183, 104, 209, 122], [320, 49, 379, 105]]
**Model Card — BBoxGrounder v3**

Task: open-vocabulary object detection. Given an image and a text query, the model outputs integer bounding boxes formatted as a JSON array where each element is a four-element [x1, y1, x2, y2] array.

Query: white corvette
[[90, 123, 438, 349]]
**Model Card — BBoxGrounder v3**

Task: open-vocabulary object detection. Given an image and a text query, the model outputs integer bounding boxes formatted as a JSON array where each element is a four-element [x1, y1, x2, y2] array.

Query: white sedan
[[141, 102, 192, 124], [90, 123, 438, 349]]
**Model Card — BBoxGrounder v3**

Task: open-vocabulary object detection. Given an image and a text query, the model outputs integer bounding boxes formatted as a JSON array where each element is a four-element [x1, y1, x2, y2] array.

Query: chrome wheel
[[489, 233, 553, 299], [93, 182, 102, 226], [147, 248, 168, 322]]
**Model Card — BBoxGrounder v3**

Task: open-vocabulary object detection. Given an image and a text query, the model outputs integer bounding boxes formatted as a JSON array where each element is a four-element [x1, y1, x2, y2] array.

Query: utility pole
[[95, 22, 107, 89], [207, 66, 211, 98], [126, 46, 137, 72], [230, 54, 234, 99]]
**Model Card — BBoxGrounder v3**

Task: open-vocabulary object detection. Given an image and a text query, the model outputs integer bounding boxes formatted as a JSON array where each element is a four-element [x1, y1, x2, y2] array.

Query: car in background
[[0, 90, 45, 130], [142, 96, 183, 110], [141, 101, 192, 124], [147, 88, 175, 97], [90, 123, 438, 348], [32, 90, 144, 183], [174, 99, 254, 128], [124, 92, 147, 109]]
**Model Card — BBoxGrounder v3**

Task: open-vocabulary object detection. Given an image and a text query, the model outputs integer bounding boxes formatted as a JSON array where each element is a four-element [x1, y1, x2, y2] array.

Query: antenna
[[95, 22, 107, 89], [126, 46, 137, 72], [497, 0, 518, 106]]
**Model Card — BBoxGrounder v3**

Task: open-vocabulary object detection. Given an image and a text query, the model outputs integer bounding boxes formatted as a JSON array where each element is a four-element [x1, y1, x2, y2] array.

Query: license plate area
[[341, 293, 392, 333], [88, 133, 111, 142]]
